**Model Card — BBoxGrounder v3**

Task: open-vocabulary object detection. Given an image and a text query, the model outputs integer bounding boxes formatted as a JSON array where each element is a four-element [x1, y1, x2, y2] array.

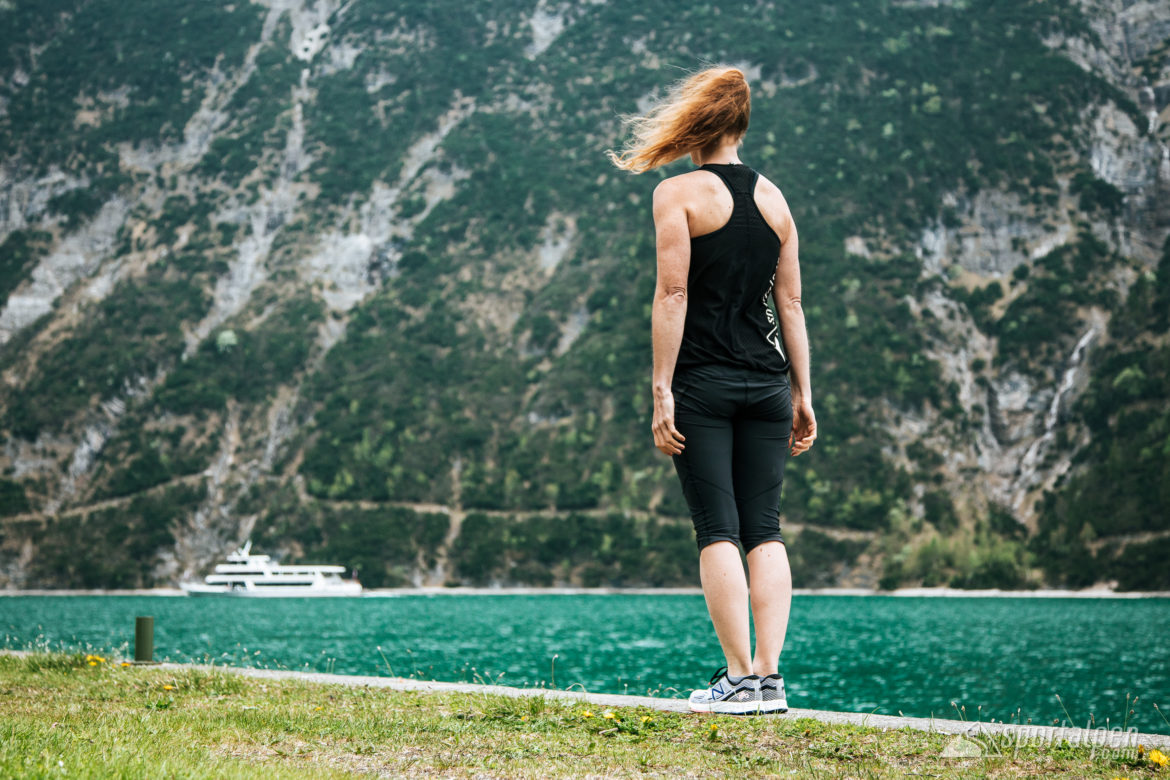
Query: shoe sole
[[689, 699, 766, 715]]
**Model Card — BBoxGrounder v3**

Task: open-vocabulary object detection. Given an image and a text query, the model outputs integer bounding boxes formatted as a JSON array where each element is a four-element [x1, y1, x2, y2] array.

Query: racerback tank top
[[675, 162, 790, 374]]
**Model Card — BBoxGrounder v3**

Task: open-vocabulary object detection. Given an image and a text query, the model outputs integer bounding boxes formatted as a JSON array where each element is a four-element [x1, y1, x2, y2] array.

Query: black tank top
[[675, 162, 790, 374]]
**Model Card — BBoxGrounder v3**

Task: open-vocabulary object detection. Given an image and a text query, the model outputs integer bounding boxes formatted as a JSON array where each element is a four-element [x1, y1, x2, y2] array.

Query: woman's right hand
[[652, 389, 686, 456], [790, 398, 817, 456]]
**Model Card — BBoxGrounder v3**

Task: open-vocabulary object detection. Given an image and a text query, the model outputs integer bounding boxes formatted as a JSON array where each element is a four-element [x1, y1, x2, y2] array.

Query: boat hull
[[180, 582, 363, 597]]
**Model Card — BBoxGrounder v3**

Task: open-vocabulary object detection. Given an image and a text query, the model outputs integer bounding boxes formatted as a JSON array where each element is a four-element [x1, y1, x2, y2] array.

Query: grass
[[0, 651, 1163, 778]]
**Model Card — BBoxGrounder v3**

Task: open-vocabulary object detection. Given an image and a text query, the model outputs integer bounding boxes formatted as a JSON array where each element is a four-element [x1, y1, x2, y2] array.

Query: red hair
[[607, 66, 751, 173]]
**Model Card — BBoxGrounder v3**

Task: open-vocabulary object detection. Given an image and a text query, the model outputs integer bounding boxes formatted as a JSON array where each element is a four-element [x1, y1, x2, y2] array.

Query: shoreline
[[5, 649, 1167, 778], [2, 586, 1169, 597], [3, 648, 1167, 750]]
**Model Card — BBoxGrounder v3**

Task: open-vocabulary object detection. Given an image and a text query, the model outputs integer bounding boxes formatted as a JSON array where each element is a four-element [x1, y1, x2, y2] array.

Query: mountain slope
[[1, 0, 1167, 589]]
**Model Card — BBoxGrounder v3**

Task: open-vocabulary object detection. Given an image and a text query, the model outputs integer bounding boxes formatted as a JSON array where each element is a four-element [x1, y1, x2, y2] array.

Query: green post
[[134, 616, 154, 663]]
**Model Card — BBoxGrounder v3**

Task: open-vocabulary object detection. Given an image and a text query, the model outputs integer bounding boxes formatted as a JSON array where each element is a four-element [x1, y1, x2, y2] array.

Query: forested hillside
[[1, 0, 1167, 590]]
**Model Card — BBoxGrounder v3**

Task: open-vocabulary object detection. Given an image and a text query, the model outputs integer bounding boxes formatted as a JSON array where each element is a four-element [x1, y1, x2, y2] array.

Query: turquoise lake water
[[2, 594, 1168, 733]]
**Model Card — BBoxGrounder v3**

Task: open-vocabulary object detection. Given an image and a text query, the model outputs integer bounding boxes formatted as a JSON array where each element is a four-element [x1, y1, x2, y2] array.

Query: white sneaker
[[759, 672, 788, 713], [687, 666, 761, 715]]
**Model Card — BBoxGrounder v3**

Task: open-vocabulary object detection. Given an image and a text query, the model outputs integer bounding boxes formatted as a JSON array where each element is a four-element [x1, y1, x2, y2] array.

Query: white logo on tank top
[[762, 273, 788, 363]]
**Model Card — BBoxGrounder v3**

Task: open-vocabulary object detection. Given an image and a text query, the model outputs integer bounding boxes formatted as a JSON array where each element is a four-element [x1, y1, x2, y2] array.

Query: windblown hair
[[607, 66, 751, 173]]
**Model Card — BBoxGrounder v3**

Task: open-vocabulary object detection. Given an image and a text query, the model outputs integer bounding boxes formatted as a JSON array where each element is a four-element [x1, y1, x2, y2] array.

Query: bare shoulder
[[653, 170, 711, 216], [752, 172, 794, 241], [652, 174, 682, 201], [654, 170, 709, 199]]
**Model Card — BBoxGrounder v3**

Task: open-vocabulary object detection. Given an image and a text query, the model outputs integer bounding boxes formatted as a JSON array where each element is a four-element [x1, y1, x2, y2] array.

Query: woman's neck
[[692, 137, 743, 166]]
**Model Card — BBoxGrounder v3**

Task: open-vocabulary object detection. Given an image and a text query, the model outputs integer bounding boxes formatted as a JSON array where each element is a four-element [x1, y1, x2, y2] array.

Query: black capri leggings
[[670, 363, 794, 553]]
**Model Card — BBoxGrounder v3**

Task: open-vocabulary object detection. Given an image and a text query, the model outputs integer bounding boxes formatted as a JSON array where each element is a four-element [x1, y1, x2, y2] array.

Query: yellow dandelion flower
[[163, 685, 175, 691], [603, 711, 615, 720], [641, 716, 652, 724], [314, 706, 323, 711], [1150, 749, 1168, 768], [582, 710, 594, 718], [87, 660, 97, 666], [120, 662, 131, 667], [521, 715, 528, 722], [710, 723, 719, 731]]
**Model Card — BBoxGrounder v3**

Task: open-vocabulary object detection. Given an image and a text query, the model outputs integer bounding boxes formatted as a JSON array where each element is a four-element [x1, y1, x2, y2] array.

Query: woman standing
[[609, 66, 817, 715]]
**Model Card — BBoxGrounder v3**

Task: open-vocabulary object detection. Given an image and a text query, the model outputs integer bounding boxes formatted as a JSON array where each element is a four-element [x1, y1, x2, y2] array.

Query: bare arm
[[771, 201, 817, 456], [650, 180, 690, 456]]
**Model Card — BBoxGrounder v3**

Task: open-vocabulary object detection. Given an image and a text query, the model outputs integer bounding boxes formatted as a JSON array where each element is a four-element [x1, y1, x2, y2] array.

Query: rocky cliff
[[0, 0, 1167, 590]]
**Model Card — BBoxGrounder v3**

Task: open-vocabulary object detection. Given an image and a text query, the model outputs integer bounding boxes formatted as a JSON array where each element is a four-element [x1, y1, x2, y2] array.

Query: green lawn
[[0, 652, 1162, 778]]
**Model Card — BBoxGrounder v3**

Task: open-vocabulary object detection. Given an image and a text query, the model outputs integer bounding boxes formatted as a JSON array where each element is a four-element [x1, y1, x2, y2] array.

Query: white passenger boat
[[180, 540, 362, 597]]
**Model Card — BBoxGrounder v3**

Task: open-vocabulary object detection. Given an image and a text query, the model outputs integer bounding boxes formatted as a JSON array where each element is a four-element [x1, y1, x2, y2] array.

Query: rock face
[[909, 0, 1170, 537], [0, 0, 1168, 590], [1052, 0, 1170, 259], [916, 189, 1075, 277], [0, 198, 130, 344]]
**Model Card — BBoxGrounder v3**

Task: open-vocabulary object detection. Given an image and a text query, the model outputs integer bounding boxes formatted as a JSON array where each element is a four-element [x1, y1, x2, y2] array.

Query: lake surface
[[2, 593, 1168, 733]]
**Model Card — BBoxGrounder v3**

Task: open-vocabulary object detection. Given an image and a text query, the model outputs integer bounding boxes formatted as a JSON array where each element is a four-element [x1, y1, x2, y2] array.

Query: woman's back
[[672, 163, 790, 374]]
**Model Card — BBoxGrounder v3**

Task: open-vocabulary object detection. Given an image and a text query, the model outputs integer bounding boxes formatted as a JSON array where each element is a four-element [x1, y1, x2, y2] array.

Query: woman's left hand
[[652, 390, 686, 455], [789, 399, 817, 457]]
